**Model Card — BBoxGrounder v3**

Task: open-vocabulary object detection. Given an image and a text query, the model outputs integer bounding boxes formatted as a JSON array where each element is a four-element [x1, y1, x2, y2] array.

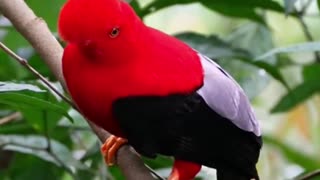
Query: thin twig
[[296, 169, 320, 180], [300, 0, 313, 15], [294, 0, 320, 62], [0, 112, 21, 126], [0, 42, 76, 108]]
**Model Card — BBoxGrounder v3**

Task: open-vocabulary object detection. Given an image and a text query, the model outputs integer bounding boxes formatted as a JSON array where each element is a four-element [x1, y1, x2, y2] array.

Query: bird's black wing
[[112, 92, 262, 178]]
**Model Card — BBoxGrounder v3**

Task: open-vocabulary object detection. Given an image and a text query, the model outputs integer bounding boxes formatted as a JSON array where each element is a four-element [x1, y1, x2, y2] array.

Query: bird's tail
[[216, 168, 259, 180]]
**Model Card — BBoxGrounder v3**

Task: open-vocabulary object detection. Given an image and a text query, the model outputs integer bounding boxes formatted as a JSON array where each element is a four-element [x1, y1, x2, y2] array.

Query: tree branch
[[294, 0, 320, 63], [0, 0, 157, 179], [0, 112, 21, 126]]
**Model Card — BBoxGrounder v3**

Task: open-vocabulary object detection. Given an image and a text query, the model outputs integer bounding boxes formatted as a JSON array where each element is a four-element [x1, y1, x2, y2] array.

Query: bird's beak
[[79, 40, 102, 59]]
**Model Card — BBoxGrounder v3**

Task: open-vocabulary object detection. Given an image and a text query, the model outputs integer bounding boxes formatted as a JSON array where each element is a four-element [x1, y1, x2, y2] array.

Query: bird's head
[[58, 0, 142, 62]]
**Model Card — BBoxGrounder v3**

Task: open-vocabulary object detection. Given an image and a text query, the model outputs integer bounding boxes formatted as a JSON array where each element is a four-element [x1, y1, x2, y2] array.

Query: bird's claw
[[101, 135, 128, 166]]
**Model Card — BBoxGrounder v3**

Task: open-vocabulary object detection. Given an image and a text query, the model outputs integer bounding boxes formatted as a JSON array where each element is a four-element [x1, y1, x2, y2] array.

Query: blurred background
[[0, 0, 320, 179]]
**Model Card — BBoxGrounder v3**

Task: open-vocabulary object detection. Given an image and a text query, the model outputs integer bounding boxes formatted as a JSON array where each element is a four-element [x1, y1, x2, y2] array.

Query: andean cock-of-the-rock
[[58, 0, 262, 179]]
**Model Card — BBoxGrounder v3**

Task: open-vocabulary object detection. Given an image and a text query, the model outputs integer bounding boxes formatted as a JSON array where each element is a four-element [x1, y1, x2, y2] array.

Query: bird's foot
[[101, 135, 128, 166]]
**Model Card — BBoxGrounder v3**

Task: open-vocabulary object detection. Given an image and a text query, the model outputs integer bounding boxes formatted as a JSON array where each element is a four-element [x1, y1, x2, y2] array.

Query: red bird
[[58, 0, 262, 179]]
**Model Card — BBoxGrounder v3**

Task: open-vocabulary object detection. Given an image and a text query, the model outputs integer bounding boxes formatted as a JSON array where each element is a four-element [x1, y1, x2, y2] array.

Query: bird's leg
[[101, 135, 128, 166], [168, 159, 202, 180]]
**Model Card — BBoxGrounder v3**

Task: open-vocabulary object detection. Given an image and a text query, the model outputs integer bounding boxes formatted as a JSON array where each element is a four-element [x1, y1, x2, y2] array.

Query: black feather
[[112, 92, 262, 178]]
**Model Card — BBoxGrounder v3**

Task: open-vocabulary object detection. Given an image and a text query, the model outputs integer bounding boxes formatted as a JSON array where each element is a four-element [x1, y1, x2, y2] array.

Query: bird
[[58, 0, 262, 179]]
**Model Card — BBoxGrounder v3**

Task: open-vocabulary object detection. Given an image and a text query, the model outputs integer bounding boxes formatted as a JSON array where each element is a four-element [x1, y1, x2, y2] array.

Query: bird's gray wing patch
[[197, 53, 261, 136]]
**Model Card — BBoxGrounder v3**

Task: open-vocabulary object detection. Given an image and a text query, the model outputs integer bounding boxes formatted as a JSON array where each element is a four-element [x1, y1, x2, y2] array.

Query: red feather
[[60, 0, 205, 179], [60, 0, 203, 136]]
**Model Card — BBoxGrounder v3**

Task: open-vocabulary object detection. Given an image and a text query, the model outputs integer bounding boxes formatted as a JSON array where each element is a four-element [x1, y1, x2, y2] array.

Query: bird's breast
[[64, 66, 126, 136]]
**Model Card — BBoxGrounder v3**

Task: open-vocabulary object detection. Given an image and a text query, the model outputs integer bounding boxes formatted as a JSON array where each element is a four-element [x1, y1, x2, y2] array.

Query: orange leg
[[101, 135, 128, 166]]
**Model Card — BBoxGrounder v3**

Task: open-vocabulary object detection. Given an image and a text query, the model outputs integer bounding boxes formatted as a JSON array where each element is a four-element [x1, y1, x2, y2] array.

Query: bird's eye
[[109, 27, 120, 38]]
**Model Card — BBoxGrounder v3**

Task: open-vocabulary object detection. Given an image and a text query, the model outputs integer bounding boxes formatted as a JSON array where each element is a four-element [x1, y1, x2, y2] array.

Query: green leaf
[[284, 0, 298, 14], [227, 23, 275, 57], [303, 64, 320, 81], [129, 0, 142, 14], [7, 154, 65, 180], [200, 1, 265, 24], [176, 31, 287, 97], [271, 64, 320, 113], [256, 42, 320, 60], [0, 135, 88, 170], [318, 0, 320, 11], [226, 23, 278, 97], [22, 84, 70, 133], [0, 92, 73, 123], [0, 122, 35, 135], [140, 0, 283, 23], [263, 135, 320, 171], [178, 32, 286, 88], [271, 81, 320, 113], [0, 82, 44, 92], [240, 59, 289, 89], [176, 32, 250, 59]]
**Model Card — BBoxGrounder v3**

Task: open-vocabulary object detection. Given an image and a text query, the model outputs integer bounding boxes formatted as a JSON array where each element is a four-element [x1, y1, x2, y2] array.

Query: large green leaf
[[271, 81, 320, 113], [6, 154, 65, 180], [271, 64, 320, 113], [22, 94, 69, 133], [176, 32, 251, 59], [303, 64, 320, 81], [0, 92, 73, 123], [226, 22, 278, 97], [227, 23, 275, 58], [0, 135, 88, 170], [239, 59, 289, 89], [256, 42, 320, 60], [140, 0, 283, 23], [177, 32, 286, 88], [200, 2, 265, 24], [263, 135, 320, 171], [0, 82, 43, 92], [0, 122, 35, 135], [176, 31, 286, 98]]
